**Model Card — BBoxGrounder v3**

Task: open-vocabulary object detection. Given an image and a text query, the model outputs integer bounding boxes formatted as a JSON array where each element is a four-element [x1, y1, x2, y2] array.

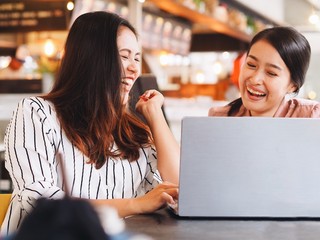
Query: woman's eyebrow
[[247, 54, 257, 61], [247, 54, 282, 70], [266, 63, 282, 70], [119, 48, 141, 56]]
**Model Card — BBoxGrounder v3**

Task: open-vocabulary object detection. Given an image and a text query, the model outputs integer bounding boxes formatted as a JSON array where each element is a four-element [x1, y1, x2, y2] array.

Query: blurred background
[[1, 0, 320, 192]]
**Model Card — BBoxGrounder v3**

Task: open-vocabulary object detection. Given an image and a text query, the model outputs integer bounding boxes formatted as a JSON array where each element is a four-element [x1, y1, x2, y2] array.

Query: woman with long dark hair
[[1, 11, 179, 235]]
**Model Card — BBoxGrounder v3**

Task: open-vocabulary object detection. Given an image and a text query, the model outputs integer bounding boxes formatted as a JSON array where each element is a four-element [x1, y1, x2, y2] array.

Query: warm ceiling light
[[195, 70, 205, 84], [67, 1, 74, 11], [43, 38, 56, 57], [308, 90, 317, 100], [159, 52, 169, 66], [0, 56, 11, 69], [213, 61, 223, 75], [309, 12, 319, 24]]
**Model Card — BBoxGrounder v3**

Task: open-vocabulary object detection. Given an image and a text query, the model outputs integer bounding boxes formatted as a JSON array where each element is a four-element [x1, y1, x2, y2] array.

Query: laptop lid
[[177, 117, 320, 218]]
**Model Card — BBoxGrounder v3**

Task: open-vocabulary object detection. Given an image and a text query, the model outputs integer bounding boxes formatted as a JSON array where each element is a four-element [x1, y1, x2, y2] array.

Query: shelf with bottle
[[162, 78, 230, 101], [146, 0, 251, 42], [145, 0, 281, 43]]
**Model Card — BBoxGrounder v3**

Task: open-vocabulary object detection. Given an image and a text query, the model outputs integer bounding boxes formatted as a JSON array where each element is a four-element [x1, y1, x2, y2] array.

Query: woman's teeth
[[247, 87, 266, 97], [121, 80, 129, 85]]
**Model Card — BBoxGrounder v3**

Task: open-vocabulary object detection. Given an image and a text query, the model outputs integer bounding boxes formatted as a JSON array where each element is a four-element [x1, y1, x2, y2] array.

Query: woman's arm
[[91, 181, 178, 217], [135, 90, 180, 184], [5, 98, 64, 200]]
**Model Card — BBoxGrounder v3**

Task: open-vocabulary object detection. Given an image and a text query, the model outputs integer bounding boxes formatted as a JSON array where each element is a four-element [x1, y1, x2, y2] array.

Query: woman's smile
[[247, 86, 266, 97]]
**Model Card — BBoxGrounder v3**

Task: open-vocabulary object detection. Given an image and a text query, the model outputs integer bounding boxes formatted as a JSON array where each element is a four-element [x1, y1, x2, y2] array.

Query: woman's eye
[[121, 55, 129, 59], [246, 62, 256, 68], [135, 58, 140, 62], [267, 72, 277, 77]]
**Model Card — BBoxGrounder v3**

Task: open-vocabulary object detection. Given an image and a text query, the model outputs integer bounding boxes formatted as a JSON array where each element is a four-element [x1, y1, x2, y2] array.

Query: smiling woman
[[118, 25, 141, 104], [239, 40, 294, 117], [1, 11, 179, 236], [208, 26, 320, 118]]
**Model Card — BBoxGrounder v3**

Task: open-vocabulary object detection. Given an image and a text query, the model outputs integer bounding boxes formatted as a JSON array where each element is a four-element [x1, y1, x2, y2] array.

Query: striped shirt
[[1, 97, 159, 235]]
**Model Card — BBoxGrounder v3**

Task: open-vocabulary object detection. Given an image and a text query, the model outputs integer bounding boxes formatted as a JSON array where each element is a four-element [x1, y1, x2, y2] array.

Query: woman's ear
[[288, 83, 297, 94]]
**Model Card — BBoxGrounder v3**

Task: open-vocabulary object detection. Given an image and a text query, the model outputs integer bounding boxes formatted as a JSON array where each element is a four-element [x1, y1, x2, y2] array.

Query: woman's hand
[[135, 89, 164, 123], [91, 182, 178, 218], [133, 182, 178, 214]]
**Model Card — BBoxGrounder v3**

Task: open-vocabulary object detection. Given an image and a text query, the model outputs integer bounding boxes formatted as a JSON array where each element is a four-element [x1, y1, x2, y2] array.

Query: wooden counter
[[162, 79, 230, 100], [0, 78, 42, 93]]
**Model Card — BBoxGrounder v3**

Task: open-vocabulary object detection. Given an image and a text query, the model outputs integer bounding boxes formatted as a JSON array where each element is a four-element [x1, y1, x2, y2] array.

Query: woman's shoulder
[[287, 98, 320, 117], [17, 96, 58, 121], [208, 105, 231, 116], [290, 98, 320, 106], [208, 102, 249, 117], [20, 96, 54, 111]]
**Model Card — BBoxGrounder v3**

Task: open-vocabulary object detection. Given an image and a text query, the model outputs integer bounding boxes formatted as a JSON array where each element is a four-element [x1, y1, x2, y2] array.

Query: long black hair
[[43, 11, 152, 169], [228, 26, 311, 116]]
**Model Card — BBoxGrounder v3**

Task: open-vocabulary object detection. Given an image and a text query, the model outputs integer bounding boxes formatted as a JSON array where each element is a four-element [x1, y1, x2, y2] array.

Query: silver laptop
[[175, 117, 320, 218]]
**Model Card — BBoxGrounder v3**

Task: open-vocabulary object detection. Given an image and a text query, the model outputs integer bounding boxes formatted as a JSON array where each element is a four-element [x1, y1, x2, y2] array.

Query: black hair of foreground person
[[12, 198, 109, 240]]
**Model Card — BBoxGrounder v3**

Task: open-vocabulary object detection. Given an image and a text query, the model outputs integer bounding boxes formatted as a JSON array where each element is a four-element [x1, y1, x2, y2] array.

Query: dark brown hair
[[43, 11, 152, 169]]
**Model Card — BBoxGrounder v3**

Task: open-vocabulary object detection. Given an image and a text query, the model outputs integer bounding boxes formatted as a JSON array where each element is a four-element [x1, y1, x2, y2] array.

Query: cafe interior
[[1, 0, 320, 238], [1, 0, 320, 188]]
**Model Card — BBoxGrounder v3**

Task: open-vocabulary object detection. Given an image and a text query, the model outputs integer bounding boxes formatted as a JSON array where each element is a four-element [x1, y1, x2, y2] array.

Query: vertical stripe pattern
[[1, 97, 159, 235]]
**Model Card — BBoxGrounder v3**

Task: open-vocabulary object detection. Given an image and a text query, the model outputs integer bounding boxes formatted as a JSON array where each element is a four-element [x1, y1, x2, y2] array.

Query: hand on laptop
[[134, 182, 178, 214]]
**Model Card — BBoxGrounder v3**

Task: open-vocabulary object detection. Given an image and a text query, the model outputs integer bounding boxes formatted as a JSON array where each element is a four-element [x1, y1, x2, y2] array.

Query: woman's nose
[[250, 71, 264, 84], [127, 59, 139, 73]]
